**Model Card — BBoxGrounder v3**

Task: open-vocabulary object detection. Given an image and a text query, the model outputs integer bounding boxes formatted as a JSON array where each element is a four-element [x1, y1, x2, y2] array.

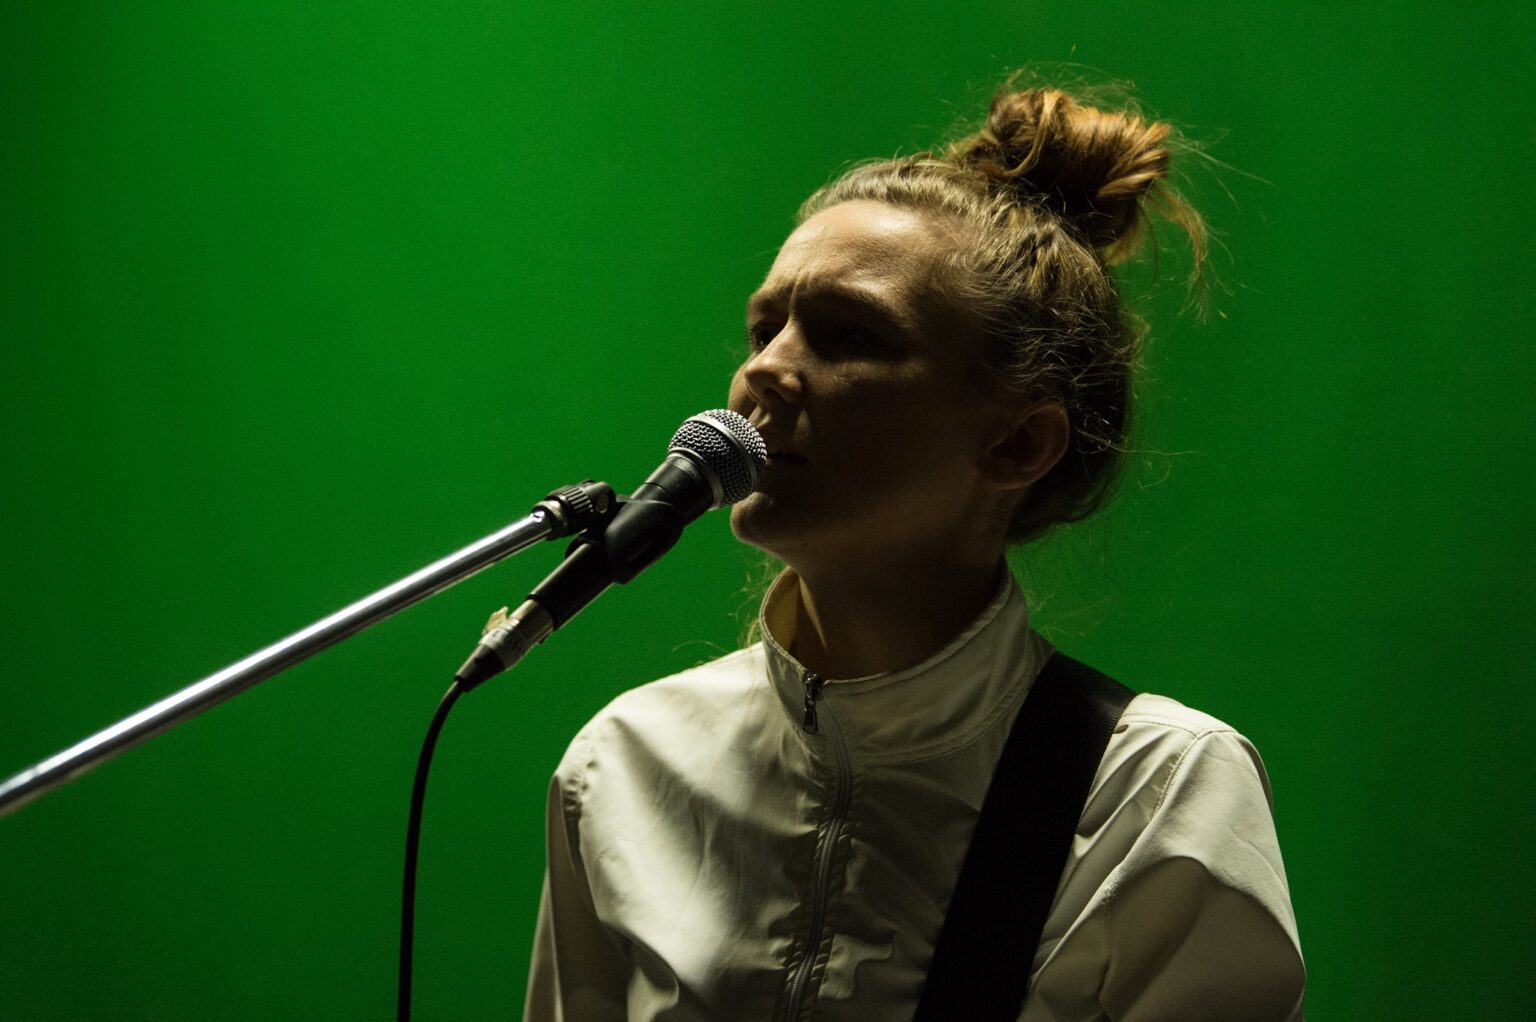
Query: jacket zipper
[[801, 672, 826, 734], [783, 671, 850, 1021]]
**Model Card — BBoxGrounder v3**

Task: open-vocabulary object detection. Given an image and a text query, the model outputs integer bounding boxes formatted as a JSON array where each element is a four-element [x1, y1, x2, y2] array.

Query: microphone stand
[[0, 481, 617, 818]]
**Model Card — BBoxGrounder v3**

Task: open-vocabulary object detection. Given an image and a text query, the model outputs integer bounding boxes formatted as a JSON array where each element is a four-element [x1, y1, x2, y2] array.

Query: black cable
[[398, 680, 466, 1022]]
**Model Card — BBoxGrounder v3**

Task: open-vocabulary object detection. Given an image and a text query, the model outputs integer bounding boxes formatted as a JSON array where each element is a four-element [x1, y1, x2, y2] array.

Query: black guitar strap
[[914, 651, 1137, 1021]]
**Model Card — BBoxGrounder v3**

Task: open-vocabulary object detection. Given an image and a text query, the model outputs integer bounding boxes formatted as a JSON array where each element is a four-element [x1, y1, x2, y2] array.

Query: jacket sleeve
[[523, 735, 631, 1022], [1097, 729, 1306, 1022]]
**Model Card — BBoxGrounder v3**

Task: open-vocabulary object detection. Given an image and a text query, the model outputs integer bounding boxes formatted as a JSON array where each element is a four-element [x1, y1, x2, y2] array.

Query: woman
[[524, 79, 1305, 1021]]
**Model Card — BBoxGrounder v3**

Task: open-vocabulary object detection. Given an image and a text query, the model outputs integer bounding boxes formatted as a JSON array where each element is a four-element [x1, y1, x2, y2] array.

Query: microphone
[[454, 409, 766, 690]]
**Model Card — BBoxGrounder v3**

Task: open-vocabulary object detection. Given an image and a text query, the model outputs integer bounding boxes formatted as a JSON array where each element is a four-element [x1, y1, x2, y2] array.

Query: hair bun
[[951, 87, 1174, 256]]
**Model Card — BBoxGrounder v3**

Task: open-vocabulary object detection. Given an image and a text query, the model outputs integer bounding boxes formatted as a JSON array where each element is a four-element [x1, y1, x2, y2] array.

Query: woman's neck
[[783, 553, 1006, 679]]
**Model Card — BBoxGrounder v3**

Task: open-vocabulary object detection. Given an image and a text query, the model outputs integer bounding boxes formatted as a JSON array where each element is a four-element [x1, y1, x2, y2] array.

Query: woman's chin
[[729, 498, 813, 560], [728, 497, 774, 549]]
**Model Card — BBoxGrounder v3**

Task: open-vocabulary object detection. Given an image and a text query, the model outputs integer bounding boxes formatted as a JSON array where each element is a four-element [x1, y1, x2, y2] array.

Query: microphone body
[[455, 410, 765, 690]]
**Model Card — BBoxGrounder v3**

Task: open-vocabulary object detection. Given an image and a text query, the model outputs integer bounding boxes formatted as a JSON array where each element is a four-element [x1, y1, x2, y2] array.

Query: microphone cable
[[393, 409, 765, 1020], [397, 679, 465, 1022]]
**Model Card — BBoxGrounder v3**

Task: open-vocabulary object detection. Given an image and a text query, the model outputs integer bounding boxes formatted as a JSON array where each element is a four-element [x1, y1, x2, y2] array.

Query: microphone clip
[[534, 480, 619, 538]]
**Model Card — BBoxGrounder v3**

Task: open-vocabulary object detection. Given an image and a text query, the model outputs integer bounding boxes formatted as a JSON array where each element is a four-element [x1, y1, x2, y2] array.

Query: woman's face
[[727, 200, 1009, 568]]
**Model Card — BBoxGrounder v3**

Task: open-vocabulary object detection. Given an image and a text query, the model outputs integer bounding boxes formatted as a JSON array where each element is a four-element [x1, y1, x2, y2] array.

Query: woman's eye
[[745, 323, 780, 351], [836, 323, 878, 347], [824, 321, 888, 354], [743, 320, 883, 356]]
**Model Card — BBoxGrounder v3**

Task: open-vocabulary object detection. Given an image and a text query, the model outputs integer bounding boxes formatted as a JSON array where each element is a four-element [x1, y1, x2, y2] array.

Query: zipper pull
[[802, 672, 826, 734]]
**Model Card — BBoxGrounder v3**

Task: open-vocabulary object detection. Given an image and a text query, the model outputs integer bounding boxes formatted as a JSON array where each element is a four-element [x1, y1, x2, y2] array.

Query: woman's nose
[[741, 326, 805, 409]]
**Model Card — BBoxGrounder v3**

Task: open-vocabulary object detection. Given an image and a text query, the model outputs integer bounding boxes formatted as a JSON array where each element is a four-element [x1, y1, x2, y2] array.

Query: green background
[[3, 2, 1532, 1018]]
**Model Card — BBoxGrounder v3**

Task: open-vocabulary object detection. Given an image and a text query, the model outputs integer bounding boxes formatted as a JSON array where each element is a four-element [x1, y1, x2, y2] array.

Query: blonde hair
[[800, 78, 1208, 543]]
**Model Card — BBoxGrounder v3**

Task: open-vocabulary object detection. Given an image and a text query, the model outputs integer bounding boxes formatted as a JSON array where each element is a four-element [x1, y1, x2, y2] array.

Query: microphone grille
[[669, 409, 767, 505]]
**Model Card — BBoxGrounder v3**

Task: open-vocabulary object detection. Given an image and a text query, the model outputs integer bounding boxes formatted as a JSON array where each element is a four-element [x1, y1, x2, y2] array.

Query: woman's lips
[[756, 426, 806, 465]]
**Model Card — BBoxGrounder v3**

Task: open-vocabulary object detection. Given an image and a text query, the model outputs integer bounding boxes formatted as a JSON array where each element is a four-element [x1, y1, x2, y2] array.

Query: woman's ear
[[978, 400, 1070, 491]]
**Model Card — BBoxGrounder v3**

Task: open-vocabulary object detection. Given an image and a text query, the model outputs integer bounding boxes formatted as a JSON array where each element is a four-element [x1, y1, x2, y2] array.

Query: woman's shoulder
[[1095, 690, 1278, 814], [1063, 694, 1305, 1015], [554, 644, 774, 782], [1118, 691, 1246, 736], [595, 643, 766, 727]]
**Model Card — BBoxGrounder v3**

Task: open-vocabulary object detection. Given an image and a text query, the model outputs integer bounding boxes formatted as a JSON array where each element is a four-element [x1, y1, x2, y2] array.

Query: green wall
[[3, 3, 1531, 1018]]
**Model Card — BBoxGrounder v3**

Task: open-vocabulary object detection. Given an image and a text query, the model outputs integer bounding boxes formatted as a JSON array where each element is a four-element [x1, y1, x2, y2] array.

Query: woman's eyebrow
[[745, 289, 781, 319], [747, 283, 910, 332]]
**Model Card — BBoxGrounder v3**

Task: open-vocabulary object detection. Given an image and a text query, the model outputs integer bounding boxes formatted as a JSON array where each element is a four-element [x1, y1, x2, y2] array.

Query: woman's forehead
[[754, 201, 948, 308]]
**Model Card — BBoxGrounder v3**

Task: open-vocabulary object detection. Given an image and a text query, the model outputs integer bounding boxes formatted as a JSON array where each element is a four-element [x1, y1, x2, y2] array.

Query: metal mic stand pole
[[0, 481, 616, 818]]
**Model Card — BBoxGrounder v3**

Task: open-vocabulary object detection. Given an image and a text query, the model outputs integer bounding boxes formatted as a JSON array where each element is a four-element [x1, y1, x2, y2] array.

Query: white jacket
[[524, 567, 1305, 1021]]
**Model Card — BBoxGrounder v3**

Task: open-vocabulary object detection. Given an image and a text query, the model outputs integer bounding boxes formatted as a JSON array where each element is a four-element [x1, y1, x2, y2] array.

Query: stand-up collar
[[757, 565, 1048, 764]]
